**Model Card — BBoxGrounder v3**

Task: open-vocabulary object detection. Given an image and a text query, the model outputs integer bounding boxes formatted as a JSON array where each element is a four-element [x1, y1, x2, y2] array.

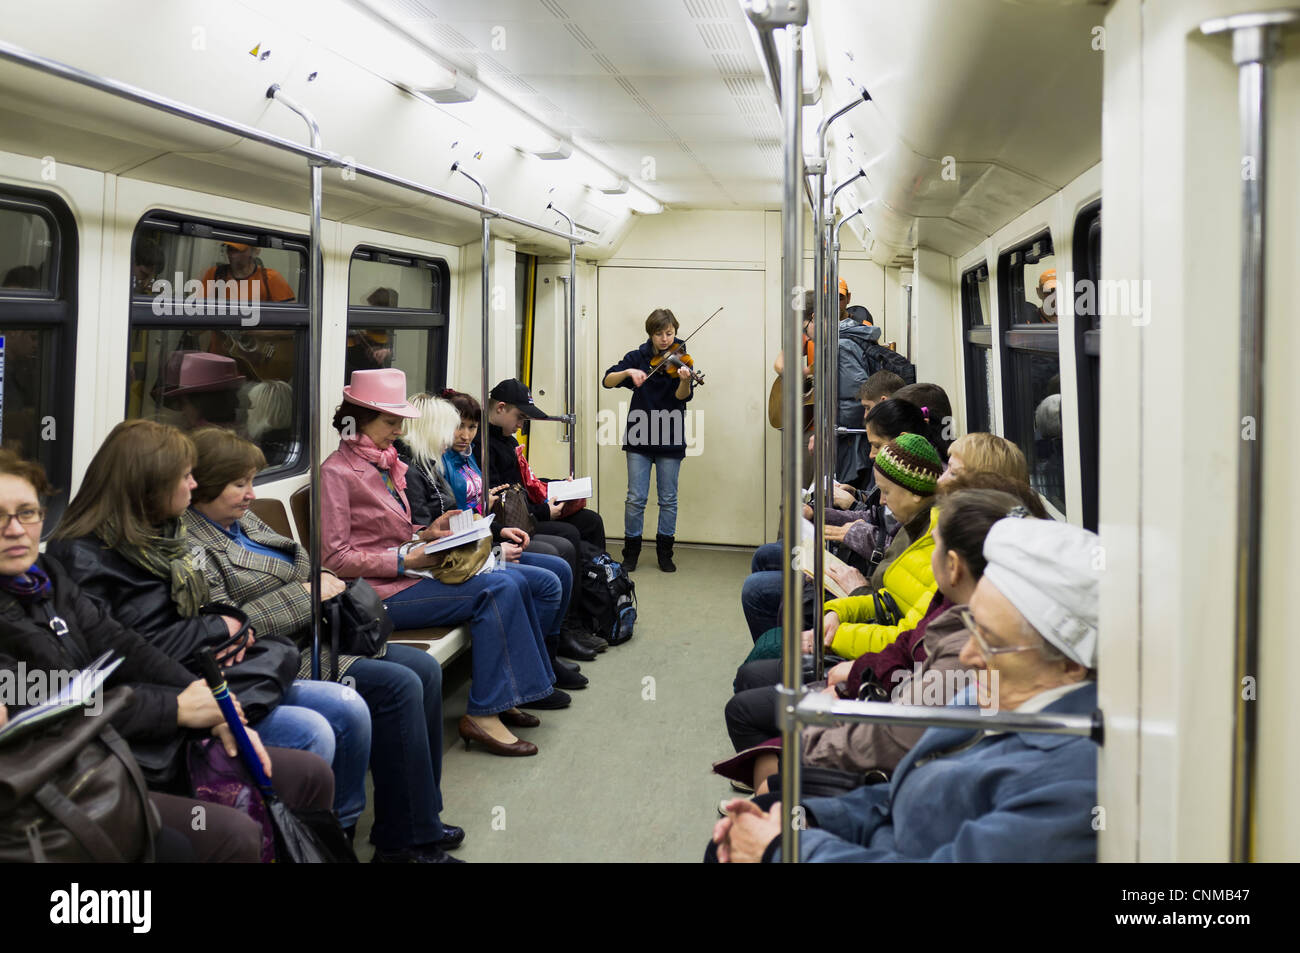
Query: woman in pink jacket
[[320, 369, 561, 758]]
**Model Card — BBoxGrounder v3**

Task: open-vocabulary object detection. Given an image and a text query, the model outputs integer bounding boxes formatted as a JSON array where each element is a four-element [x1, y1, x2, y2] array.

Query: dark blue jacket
[[603, 340, 695, 459], [771, 681, 1099, 862]]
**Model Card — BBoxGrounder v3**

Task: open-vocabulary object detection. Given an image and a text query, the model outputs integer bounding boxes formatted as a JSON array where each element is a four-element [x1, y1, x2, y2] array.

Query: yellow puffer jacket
[[825, 508, 939, 658]]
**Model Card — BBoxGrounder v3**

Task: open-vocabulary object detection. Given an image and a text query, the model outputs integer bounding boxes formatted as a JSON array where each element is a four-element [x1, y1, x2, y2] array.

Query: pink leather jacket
[[320, 439, 421, 599]]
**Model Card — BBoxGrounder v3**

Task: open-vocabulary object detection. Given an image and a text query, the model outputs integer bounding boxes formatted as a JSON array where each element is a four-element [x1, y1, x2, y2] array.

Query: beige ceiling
[[365, 0, 783, 208]]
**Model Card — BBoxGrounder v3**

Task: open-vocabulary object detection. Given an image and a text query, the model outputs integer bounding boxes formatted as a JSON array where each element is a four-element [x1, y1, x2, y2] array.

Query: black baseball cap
[[489, 378, 548, 419]]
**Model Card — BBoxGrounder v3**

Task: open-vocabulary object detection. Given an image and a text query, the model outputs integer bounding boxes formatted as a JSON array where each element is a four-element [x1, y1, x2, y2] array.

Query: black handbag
[[872, 588, 903, 627], [322, 579, 394, 682], [0, 686, 160, 862], [196, 604, 298, 724]]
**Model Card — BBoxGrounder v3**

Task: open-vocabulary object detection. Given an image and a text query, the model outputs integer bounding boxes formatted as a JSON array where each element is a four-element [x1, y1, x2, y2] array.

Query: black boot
[[656, 534, 676, 573], [622, 535, 642, 572]]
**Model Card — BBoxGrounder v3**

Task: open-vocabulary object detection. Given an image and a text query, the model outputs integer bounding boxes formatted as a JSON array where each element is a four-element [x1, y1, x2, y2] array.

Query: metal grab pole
[[548, 203, 581, 478], [808, 96, 868, 684], [453, 163, 493, 493], [747, 2, 808, 863], [1199, 8, 1298, 864], [268, 85, 325, 680], [795, 693, 1104, 743]]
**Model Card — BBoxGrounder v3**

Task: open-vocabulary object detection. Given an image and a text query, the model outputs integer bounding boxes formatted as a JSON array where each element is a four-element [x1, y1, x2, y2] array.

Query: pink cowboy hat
[[162, 352, 246, 397], [342, 368, 420, 418]]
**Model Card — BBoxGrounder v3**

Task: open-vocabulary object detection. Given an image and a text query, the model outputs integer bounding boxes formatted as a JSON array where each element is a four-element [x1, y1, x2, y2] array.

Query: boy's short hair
[[645, 308, 679, 337], [858, 370, 905, 403]]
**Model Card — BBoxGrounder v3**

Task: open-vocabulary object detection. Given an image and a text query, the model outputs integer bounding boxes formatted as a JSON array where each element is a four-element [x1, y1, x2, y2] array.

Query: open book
[[797, 519, 854, 601], [398, 513, 495, 557], [0, 651, 124, 747], [546, 477, 592, 503]]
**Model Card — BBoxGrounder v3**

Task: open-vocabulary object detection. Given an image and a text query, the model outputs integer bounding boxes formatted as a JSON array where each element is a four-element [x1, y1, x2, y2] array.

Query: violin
[[649, 340, 706, 386]]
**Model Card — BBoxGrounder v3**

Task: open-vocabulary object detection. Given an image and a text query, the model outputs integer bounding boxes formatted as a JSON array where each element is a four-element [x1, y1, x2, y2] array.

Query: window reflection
[[126, 329, 303, 472]]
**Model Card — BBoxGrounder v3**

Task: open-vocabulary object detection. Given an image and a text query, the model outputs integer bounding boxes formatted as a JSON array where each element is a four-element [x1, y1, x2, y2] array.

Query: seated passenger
[[321, 368, 564, 757], [478, 378, 608, 552], [182, 427, 463, 862], [729, 433, 943, 702], [47, 420, 358, 770], [891, 382, 955, 458], [744, 415, 936, 644], [201, 241, 295, 303], [0, 449, 333, 863], [245, 379, 297, 466], [718, 477, 1042, 794], [158, 351, 245, 431], [712, 515, 1101, 862], [940, 431, 1029, 486], [399, 390, 599, 675]]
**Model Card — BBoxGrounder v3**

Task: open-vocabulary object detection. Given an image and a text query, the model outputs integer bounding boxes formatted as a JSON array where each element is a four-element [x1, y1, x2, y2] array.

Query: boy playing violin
[[602, 308, 696, 572]]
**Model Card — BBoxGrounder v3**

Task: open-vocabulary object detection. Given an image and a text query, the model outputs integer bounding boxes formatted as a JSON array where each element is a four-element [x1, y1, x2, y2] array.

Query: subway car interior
[[0, 0, 1297, 873]]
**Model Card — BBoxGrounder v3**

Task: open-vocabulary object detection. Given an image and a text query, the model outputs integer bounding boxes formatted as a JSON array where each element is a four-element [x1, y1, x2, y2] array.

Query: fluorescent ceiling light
[[534, 140, 574, 160], [328, 1, 459, 92], [570, 151, 625, 192], [447, 95, 563, 154], [628, 189, 663, 214]]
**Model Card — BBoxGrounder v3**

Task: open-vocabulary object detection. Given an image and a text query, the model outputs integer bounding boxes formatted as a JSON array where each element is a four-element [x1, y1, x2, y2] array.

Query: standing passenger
[[601, 308, 696, 572]]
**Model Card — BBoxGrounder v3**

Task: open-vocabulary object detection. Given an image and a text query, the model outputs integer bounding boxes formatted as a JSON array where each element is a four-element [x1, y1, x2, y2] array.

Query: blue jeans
[[740, 542, 820, 642], [345, 644, 447, 850], [257, 680, 371, 827], [625, 451, 683, 538], [514, 551, 570, 642], [383, 571, 555, 716]]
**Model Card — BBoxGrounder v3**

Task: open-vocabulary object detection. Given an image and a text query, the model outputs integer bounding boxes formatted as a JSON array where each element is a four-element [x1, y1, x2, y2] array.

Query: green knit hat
[[874, 432, 943, 495]]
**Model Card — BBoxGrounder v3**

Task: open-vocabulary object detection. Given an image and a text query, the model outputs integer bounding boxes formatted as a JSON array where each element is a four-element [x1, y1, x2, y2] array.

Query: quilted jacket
[[824, 506, 939, 658]]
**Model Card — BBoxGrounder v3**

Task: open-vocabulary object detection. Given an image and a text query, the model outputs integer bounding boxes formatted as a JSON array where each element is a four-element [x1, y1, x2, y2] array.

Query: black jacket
[[394, 439, 453, 529], [0, 555, 194, 743], [603, 340, 695, 458], [474, 425, 552, 523], [46, 535, 231, 662]]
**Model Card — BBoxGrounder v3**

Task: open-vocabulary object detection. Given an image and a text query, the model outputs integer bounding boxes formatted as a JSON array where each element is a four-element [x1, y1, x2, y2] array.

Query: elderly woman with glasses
[[712, 516, 1101, 863]]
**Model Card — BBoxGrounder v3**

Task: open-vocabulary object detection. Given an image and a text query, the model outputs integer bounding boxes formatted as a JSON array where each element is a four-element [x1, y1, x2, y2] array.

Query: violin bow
[[642, 306, 724, 384]]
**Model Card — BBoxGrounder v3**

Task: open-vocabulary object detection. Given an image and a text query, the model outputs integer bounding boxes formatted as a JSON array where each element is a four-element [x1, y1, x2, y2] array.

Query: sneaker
[[729, 779, 755, 795]]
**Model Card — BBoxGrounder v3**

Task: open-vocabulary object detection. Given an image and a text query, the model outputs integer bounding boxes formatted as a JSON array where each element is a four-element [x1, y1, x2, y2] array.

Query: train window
[[998, 232, 1064, 513], [126, 214, 310, 477], [0, 190, 77, 534], [1074, 200, 1102, 531], [960, 263, 993, 434], [346, 247, 449, 391]]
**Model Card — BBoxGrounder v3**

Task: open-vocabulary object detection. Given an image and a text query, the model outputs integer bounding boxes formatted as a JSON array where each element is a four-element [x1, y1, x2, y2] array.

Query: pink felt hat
[[162, 352, 245, 397], [341, 368, 420, 418]]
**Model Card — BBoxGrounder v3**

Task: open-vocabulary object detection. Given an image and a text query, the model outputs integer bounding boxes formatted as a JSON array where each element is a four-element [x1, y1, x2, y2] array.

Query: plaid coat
[[182, 509, 376, 678]]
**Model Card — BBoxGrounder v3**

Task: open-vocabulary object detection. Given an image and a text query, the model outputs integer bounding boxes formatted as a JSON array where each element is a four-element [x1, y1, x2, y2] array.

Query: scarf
[[0, 562, 52, 601], [346, 433, 407, 491], [102, 516, 209, 618]]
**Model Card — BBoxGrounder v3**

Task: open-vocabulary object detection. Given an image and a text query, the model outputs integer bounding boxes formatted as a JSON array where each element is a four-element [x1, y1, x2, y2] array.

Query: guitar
[[767, 373, 815, 430]]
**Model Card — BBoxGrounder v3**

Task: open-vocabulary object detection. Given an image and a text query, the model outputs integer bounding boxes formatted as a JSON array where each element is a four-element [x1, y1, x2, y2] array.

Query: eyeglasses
[[960, 608, 1041, 660], [0, 507, 46, 527]]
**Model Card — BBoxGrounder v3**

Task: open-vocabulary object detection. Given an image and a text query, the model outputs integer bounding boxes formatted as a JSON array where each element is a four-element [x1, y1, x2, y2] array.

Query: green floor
[[354, 544, 756, 862]]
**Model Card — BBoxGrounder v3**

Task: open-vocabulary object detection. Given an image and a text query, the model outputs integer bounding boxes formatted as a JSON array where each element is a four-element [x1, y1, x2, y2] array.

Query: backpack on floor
[[577, 542, 637, 646]]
